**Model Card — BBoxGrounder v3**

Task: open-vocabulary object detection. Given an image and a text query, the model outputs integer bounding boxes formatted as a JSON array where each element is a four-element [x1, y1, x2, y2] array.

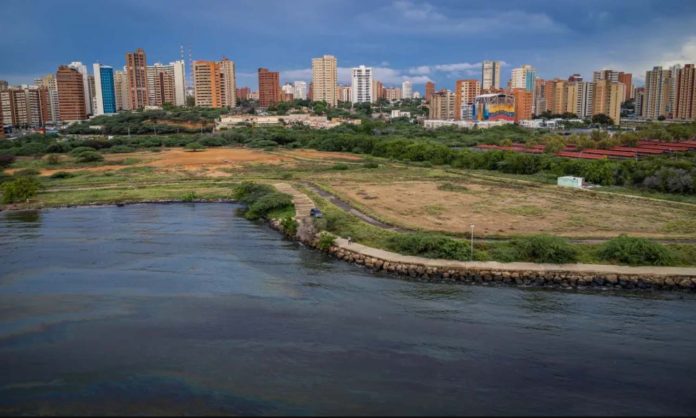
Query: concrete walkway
[[276, 183, 696, 278]]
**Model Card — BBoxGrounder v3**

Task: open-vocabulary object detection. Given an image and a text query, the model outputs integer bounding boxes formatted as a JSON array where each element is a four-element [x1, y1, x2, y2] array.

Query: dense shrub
[[13, 168, 40, 177], [181, 191, 197, 202], [69, 146, 97, 156], [50, 171, 76, 179], [316, 231, 336, 250], [0, 154, 15, 168], [388, 233, 471, 261], [1, 176, 42, 204], [233, 182, 293, 220], [508, 235, 578, 264], [597, 235, 675, 266], [280, 216, 298, 236], [185, 142, 205, 152], [363, 161, 379, 169], [74, 151, 104, 163], [331, 163, 349, 170], [107, 145, 136, 153]]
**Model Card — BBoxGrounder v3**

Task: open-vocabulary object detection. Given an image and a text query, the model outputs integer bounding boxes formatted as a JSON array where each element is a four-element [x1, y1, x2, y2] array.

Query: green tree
[[1, 176, 42, 204]]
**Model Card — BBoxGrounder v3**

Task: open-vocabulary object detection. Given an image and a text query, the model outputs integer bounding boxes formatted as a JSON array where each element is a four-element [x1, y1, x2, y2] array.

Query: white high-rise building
[[282, 83, 295, 95], [68, 61, 92, 115], [293, 81, 307, 100], [511, 65, 536, 91], [413, 91, 421, 99], [402, 80, 413, 99], [34, 74, 60, 123], [351, 65, 373, 103], [172, 60, 186, 107], [482, 60, 501, 90]]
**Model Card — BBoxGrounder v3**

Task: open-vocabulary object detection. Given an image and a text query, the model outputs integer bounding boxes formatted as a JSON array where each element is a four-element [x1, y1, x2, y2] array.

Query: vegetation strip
[[275, 183, 696, 291]]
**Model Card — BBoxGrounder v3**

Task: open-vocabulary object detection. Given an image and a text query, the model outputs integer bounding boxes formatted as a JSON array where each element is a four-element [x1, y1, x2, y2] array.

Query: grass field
[[3, 145, 696, 245]]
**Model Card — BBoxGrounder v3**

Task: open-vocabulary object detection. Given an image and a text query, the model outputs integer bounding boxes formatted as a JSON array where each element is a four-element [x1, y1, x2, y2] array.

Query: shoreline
[[2, 197, 695, 292], [272, 182, 696, 293]]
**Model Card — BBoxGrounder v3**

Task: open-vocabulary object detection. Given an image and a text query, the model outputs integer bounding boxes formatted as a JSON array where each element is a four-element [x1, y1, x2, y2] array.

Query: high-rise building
[[34, 74, 60, 123], [675, 64, 696, 120], [512, 88, 533, 122], [642, 66, 673, 119], [454, 79, 481, 120], [424, 81, 435, 102], [193, 58, 237, 108], [351, 65, 373, 103], [0, 80, 8, 91], [568, 74, 583, 82], [338, 85, 351, 102], [0, 86, 51, 128], [429, 89, 456, 120], [618, 72, 633, 101], [282, 83, 295, 101], [634, 87, 645, 117], [311, 55, 338, 107], [114, 69, 130, 111], [593, 69, 620, 83], [67, 61, 92, 115], [257, 67, 281, 107], [56, 65, 87, 121], [125, 48, 148, 110], [542, 79, 568, 115], [218, 58, 236, 108], [532, 78, 546, 116], [511, 65, 535, 92], [384, 87, 402, 101], [236, 87, 251, 101], [482, 60, 501, 90], [401, 80, 412, 99], [372, 80, 384, 103], [92, 64, 116, 115], [593, 79, 624, 125], [293, 81, 307, 100], [566, 81, 594, 119]]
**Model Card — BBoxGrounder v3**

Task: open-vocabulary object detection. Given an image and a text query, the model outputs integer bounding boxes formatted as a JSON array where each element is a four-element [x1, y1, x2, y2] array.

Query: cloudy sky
[[2, 0, 696, 92]]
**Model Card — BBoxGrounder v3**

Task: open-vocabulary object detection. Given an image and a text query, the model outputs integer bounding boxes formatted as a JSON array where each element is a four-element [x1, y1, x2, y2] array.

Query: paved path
[[275, 183, 696, 278]]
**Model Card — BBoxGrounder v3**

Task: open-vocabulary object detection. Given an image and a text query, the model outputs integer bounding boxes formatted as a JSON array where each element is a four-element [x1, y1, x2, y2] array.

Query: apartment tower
[[257, 68, 281, 107], [482, 61, 501, 90], [351, 66, 373, 103], [125, 48, 149, 109], [454, 79, 481, 120], [311, 55, 338, 107], [56, 65, 87, 121]]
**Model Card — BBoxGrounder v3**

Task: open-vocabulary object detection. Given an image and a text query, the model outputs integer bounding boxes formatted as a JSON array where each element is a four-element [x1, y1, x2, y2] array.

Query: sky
[[2, 0, 696, 92]]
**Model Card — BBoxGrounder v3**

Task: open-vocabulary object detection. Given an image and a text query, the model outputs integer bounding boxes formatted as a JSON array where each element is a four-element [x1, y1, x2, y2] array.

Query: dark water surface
[[0, 204, 695, 416]]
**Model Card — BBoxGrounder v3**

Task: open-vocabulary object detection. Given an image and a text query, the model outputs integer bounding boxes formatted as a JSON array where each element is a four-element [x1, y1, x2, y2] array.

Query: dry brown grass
[[327, 178, 696, 239]]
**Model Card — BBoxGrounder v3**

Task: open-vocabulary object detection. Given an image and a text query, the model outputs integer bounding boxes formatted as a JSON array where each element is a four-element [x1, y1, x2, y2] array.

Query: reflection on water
[[0, 204, 695, 416]]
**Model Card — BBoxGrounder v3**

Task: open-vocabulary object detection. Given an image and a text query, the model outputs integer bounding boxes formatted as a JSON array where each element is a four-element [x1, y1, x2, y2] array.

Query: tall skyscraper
[[114, 69, 131, 111], [67, 61, 92, 115], [193, 58, 237, 108], [257, 67, 281, 107], [511, 65, 536, 92], [56, 65, 87, 121], [92, 64, 116, 115], [34, 74, 60, 123], [566, 81, 594, 119], [593, 79, 625, 124], [293, 81, 307, 100], [675, 64, 696, 120], [236, 87, 251, 101], [595, 69, 632, 102], [482, 60, 501, 90], [429, 90, 456, 120], [0, 86, 51, 128], [311, 55, 338, 107], [642, 66, 672, 119], [372, 80, 384, 103], [351, 65, 373, 103], [512, 88, 533, 121], [401, 80, 412, 99], [424, 81, 435, 102], [454, 79, 481, 120], [618, 72, 633, 101], [125, 48, 149, 110]]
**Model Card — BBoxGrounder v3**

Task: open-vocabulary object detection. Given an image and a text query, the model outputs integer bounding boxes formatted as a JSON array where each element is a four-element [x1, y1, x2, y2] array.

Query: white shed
[[557, 176, 584, 189]]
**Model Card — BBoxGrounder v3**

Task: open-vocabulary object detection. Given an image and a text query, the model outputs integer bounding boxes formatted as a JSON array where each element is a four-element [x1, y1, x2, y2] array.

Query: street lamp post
[[470, 224, 475, 262]]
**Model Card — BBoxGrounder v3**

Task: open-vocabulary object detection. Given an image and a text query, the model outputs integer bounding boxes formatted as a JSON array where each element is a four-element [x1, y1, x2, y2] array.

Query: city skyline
[[2, 0, 696, 91]]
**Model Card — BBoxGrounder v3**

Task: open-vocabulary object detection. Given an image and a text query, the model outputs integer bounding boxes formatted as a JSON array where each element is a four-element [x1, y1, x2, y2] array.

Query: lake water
[[0, 203, 695, 416]]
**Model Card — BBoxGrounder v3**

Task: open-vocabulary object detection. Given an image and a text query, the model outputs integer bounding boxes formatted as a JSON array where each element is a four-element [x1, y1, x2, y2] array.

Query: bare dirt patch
[[328, 179, 696, 239]]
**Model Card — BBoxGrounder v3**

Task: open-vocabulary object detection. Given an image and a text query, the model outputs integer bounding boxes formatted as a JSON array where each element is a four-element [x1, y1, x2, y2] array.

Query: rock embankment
[[272, 182, 696, 292]]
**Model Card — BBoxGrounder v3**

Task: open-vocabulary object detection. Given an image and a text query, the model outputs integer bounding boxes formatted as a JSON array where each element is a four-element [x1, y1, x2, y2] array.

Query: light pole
[[470, 224, 475, 262]]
